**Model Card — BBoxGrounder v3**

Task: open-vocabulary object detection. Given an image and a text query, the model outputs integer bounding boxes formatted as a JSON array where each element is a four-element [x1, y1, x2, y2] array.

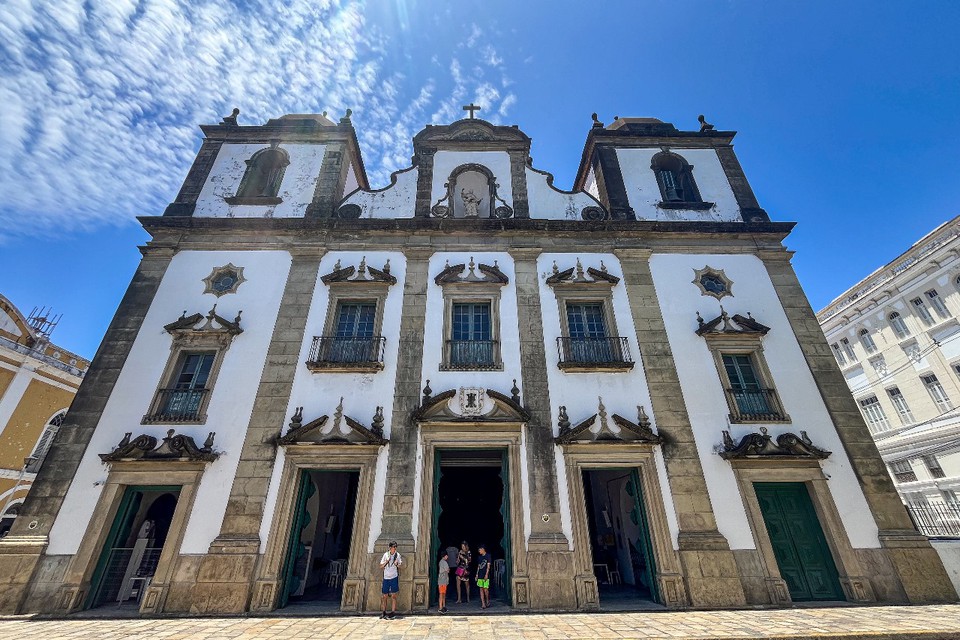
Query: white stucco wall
[[48, 250, 292, 555], [343, 162, 359, 199], [431, 152, 513, 209], [0, 308, 22, 336], [257, 251, 407, 553], [616, 148, 742, 222], [337, 166, 418, 219], [649, 253, 881, 550], [194, 143, 327, 218], [537, 254, 680, 550], [525, 168, 606, 220]]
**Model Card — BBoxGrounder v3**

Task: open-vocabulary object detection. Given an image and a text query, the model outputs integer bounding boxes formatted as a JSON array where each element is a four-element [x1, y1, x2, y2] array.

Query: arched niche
[[432, 163, 513, 219]]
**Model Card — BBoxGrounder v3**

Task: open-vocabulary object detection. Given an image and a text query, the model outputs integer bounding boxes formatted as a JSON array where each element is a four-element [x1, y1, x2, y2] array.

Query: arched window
[[888, 312, 909, 339], [235, 146, 290, 199], [859, 328, 877, 353], [25, 411, 66, 474], [0, 503, 21, 537], [651, 151, 701, 204]]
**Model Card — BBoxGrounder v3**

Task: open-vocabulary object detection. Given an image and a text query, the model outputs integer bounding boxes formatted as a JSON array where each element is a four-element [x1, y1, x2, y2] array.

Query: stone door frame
[[54, 461, 206, 614], [412, 421, 529, 610], [729, 458, 876, 604], [562, 443, 687, 609], [251, 444, 380, 613]]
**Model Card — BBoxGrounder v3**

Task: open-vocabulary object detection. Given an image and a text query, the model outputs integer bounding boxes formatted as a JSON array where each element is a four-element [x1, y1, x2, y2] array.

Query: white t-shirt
[[381, 551, 402, 579]]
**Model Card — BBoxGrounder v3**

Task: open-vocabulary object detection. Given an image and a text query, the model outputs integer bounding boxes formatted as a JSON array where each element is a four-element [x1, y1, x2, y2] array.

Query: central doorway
[[430, 449, 511, 610], [581, 469, 659, 608], [278, 469, 360, 611]]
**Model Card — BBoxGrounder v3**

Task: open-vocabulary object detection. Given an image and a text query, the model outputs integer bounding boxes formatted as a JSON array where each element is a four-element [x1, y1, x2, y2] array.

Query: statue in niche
[[461, 188, 483, 218]]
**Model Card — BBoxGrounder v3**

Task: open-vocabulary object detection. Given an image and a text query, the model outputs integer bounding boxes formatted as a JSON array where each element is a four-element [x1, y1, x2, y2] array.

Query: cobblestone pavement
[[2, 605, 960, 640]]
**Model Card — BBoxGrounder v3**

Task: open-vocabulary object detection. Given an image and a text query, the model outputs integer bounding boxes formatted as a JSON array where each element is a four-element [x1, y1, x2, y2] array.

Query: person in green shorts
[[475, 543, 491, 609]]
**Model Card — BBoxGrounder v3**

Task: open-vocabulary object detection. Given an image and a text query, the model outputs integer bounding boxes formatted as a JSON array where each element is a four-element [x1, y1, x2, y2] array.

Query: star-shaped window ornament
[[203, 264, 246, 297], [692, 266, 733, 300]]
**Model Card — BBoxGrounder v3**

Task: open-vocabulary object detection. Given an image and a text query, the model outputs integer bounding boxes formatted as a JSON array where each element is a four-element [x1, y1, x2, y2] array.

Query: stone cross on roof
[[462, 103, 481, 119]]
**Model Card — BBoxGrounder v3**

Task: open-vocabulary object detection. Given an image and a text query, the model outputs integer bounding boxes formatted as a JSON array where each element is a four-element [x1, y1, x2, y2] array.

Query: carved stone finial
[[221, 108, 239, 126], [597, 396, 609, 431], [600, 260, 607, 273], [591, 112, 604, 128], [638, 405, 650, 427], [202, 432, 216, 451], [511, 379, 521, 404], [759, 426, 769, 437], [179, 310, 187, 320], [575, 258, 584, 279], [342, 108, 353, 121], [372, 406, 385, 438], [333, 259, 341, 271], [422, 379, 432, 404], [289, 406, 304, 431], [558, 406, 570, 433], [166, 428, 176, 439], [333, 397, 345, 433], [383, 259, 391, 274], [117, 432, 131, 448], [722, 430, 734, 450], [698, 114, 715, 132], [468, 256, 476, 276], [358, 256, 367, 275], [552, 260, 559, 275], [696, 311, 705, 326]]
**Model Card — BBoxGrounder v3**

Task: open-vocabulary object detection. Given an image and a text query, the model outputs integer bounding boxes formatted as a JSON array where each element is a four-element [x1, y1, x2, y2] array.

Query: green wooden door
[[429, 452, 443, 605], [498, 449, 512, 604], [626, 470, 659, 603], [279, 471, 316, 607], [754, 482, 843, 601]]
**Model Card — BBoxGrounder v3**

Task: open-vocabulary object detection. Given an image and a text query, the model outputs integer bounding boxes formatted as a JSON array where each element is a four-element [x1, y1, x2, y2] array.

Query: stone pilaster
[[306, 142, 347, 218], [193, 250, 324, 614], [715, 147, 769, 223], [510, 248, 576, 610], [414, 149, 435, 217], [508, 151, 530, 218], [0, 248, 174, 613], [164, 140, 223, 216], [616, 248, 747, 607], [759, 250, 958, 603], [595, 147, 635, 220]]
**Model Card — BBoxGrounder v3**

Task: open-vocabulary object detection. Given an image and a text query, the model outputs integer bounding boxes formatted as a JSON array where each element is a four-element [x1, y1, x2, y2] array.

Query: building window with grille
[[841, 338, 857, 361], [926, 289, 950, 319], [718, 353, 787, 421], [312, 300, 382, 365], [859, 395, 892, 434], [226, 145, 290, 203], [147, 351, 215, 422], [859, 328, 877, 354], [650, 151, 702, 204], [888, 311, 909, 339], [442, 301, 500, 370], [889, 460, 918, 483], [912, 297, 935, 326], [922, 374, 953, 412], [887, 387, 915, 425], [832, 343, 847, 366], [923, 455, 946, 479]]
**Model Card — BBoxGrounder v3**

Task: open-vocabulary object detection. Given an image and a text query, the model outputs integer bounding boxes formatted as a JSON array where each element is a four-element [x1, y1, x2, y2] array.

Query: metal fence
[[143, 388, 209, 422], [725, 388, 787, 422], [906, 502, 960, 538], [556, 336, 632, 365], [307, 336, 386, 365]]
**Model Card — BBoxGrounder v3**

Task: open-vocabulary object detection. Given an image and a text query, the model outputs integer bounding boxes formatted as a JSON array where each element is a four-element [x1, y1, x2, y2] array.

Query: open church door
[[628, 469, 659, 603], [86, 488, 143, 609], [279, 471, 316, 607], [428, 451, 443, 605], [498, 448, 512, 604]]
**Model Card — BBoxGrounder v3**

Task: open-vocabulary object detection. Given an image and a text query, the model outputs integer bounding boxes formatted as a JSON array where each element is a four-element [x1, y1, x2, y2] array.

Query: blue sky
[[1, 0, 959, 359]]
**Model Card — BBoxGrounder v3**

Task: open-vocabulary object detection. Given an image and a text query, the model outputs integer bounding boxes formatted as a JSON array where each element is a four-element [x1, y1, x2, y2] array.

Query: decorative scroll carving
[[100, 429, 218, 462], [414, 387, 530, 423], [164, 305, 243, 336], [555, 400, 660, 445], [434, 257, 509, 286], [278, 402, 388, 446], [546, 258, 620, 287], [335, 203, 362, 219], [695, 308, 770, 337], [719, 426, 831, 460], [581, 206, 608, 221], [321, 257, 396, 286]]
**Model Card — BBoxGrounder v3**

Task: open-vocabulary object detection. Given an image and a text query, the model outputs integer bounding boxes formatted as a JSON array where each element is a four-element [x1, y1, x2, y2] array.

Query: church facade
[[0, 110, 955, 615]]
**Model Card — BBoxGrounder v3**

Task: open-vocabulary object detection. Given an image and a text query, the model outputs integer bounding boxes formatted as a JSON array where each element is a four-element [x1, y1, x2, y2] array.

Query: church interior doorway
[[430, 449, 511, 610], [582, 469, 659, 608], [87, 486, 180, 610], [279, 469, 360, 611]]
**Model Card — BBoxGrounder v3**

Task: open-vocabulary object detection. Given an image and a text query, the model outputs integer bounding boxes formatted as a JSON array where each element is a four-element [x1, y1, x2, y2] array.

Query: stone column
[[615, 248, 747, 607], [194, 249, 324, 614], [414, 149, 436, 217], [164, 140, 223, 216], [0, 247, 174, 613], [759, 250, 958, 603], [509, 248, 575, 610], [305, 142, 347, 218], [508, 151, 530, 218], [715, 147, 769, 223]]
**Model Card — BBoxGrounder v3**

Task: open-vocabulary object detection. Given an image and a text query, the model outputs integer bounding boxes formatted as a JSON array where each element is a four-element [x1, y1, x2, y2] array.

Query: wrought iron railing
[[144, 388, 209, 423], [906, 502, 960, 538], [557, 336, 632, 366], [725, 388, 787, 422], [307, 336, 386, 367], [446, 340, 498, 369], [94, 546, 163, 606]]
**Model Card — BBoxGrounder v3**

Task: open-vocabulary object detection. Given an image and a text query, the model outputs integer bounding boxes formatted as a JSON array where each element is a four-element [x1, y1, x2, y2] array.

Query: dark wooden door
[[754, 482, 844, 601]]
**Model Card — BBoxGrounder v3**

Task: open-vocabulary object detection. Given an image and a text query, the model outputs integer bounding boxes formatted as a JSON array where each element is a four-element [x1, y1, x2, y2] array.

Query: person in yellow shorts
[[475, 543, 491, 609]]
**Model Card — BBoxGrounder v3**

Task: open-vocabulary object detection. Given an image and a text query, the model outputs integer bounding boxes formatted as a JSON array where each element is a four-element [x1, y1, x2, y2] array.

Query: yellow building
[[0, 295, 89, 535]]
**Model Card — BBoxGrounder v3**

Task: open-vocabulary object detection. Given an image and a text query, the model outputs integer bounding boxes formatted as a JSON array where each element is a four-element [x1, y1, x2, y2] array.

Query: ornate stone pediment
[[100, 429, 218, 463], [164, 305, 243, 337], [434, 257, 509, 286], [321, 257, 396, 286], [546, 259, 620, 287], [415, 381, 529, 422], [555, 398, 660, 445], [413, 118, 531, 145], [278, 401, 387, 446], [695, 308, 769, 337], [719, 427, 831, 460]]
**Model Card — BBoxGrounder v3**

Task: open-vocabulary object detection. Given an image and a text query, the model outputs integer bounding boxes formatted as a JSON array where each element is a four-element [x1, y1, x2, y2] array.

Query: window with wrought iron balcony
[[306, 302, 386, 372], [442, 302, 501, 370], [557, 303, 633, 372], [722, 354, 788, 422], [143, 352, 213, 423]]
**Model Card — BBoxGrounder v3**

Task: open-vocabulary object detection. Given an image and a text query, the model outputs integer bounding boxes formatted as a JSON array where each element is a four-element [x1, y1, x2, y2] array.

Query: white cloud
[[0, 0, 518, 240]]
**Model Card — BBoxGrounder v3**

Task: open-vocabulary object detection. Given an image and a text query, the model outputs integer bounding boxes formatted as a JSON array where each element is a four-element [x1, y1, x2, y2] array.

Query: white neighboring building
[[818, 216, 960, 532]]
